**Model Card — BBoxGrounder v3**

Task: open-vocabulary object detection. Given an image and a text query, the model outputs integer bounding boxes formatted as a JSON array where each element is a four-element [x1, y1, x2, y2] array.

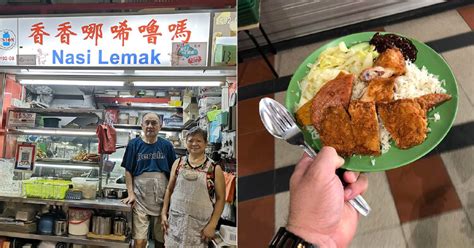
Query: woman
[[161, 127, 225, 247]]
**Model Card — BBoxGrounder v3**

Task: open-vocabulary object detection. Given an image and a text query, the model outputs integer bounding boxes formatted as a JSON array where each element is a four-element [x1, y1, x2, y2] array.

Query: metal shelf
[[0, 196, 131, 212], [103, 104, 182, 111], [8, 108, 101, 116], [0, 231, 130, 248], [7, 128, 97, 137]]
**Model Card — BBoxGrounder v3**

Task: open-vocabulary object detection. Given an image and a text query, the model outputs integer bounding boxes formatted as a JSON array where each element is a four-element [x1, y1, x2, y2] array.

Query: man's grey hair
[[141, 112, 162, 125]]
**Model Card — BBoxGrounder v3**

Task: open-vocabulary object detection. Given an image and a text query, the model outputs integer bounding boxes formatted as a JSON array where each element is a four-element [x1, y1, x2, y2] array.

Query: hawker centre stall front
[[0, 9, 236, 247]]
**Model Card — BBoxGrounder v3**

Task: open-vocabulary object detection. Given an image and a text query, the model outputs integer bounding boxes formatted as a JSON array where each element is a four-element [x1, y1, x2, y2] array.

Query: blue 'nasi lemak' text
[[52, 49, 161, 65]]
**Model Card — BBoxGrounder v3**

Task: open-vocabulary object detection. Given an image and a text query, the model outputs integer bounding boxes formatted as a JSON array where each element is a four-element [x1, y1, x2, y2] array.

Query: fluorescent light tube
[[134, 70, 235, 76], [35, 163, 97, 170], [19, 80, 124, 86], [20, 69, 124, 75], [133, 81, 223, 87], [19, 129, 96, 136]]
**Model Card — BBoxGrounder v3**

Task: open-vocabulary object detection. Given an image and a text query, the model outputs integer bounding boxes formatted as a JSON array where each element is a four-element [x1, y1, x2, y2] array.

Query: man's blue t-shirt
[[121, 137, 176, 177]]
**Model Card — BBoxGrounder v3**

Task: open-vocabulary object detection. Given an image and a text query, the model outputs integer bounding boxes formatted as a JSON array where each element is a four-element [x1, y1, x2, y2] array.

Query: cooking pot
[[102, 188, 117, 199], [113, 216, 127, 236], [92, 215, 112, 235], [102, 188, 128, 199], [38, 212, 56, 235], [116, 189, 127, 199], [54, 220, 67, 236]]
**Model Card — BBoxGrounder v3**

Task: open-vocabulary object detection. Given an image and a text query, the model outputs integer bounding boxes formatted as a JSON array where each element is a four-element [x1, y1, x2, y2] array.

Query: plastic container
[[219, 225, 237, 245], [68, 208, 91, 236], [71, 177, 98, 199]]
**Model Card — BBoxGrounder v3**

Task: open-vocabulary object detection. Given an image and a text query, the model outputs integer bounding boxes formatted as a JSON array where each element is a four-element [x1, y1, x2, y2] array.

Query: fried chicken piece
[[378, 99, 427, 149], [349, 101, 381, 155], [360, 77, 395, 103], [295, 98, 313, 126], [374, 47, 406, 76], [416, 93, 452, 110], [319, 105, 355, 156], [311, 72, 354, 131]]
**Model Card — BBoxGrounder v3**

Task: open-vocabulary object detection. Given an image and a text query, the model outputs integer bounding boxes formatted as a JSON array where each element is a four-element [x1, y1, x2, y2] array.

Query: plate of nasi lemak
[[285, 32, 458, 172]]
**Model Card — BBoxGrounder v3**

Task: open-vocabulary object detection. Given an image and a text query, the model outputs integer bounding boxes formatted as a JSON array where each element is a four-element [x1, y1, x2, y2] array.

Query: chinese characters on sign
[[56, 22, 77, 45], [82, 23, 103, 46], [15, 13, 210, 66], [139, 19, 162, 45], [29, 22, 50, 45], [29, 18, 193, 47]]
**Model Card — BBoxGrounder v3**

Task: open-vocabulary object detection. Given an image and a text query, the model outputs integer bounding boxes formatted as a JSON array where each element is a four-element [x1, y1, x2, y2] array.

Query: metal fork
[[259, 97, 371, 216]]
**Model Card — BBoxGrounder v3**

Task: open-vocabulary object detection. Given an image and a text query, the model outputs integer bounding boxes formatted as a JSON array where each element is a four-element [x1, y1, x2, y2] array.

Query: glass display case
[[4, 108, 103, 182]]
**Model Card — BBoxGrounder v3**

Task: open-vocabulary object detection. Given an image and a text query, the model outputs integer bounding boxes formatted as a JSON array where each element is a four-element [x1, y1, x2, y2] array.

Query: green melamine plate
[[285, 32, 458, 172]]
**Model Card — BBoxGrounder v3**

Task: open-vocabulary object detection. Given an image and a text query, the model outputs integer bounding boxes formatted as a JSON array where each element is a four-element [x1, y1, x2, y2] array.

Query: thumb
[[292, 153, 314, 180]]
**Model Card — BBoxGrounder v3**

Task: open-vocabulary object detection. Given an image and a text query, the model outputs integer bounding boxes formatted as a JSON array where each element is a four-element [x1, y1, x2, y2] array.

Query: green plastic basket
[[23, 179, 42, 198], [23, 179, 71, 199]]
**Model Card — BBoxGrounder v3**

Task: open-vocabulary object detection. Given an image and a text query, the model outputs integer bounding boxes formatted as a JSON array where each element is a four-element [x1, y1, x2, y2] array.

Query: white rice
[[370, 157, 376, 166], [378, 114, 392, 154], [394, 61, 446, 100]]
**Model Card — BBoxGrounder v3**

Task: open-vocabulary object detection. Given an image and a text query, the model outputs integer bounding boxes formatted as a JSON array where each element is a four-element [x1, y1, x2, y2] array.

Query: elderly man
[[121, 112, 176, 248]]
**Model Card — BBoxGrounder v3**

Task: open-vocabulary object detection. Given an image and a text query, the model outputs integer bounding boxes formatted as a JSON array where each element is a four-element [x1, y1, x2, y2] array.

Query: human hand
[[201, 224, 216, 242], [121, 192, 136, 207], [287, 146, 368, 248], [161, 212, 169, 235]]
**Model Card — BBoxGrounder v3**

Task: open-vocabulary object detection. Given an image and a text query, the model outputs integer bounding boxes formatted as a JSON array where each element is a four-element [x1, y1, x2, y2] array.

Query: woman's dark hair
[[186, 127, 207, 143]]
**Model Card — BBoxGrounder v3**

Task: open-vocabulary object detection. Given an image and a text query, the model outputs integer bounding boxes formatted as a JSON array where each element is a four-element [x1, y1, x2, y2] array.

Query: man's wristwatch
[[269, 227, 319, 248]]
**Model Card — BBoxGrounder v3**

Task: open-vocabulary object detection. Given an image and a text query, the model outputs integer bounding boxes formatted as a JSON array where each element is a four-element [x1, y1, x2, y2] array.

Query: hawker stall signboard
[[0, 18, 18, 66], [12, 13, 210, 67]]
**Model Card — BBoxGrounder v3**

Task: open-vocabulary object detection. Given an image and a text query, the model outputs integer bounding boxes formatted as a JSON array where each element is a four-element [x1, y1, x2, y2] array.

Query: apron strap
[[175, 156, 184, 176], [206, 161, 216, 205]]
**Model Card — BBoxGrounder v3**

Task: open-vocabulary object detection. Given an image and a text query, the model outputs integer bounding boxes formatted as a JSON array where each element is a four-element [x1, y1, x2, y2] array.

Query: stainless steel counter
[[0, 196, 131, 212]]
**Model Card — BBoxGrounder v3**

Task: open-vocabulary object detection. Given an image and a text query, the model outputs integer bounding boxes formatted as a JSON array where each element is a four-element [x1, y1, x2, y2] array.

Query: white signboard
[[0, 18, 18, 66], [16, 13, 210, 67]]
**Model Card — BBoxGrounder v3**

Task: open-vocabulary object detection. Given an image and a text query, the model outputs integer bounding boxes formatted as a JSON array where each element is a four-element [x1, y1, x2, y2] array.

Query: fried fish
[[349, 101, 381, 156], [319, 105, 355, 157], [378, 93, 451, 149], [378, 99, 427, 149], [416, 93, 452, 110]]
